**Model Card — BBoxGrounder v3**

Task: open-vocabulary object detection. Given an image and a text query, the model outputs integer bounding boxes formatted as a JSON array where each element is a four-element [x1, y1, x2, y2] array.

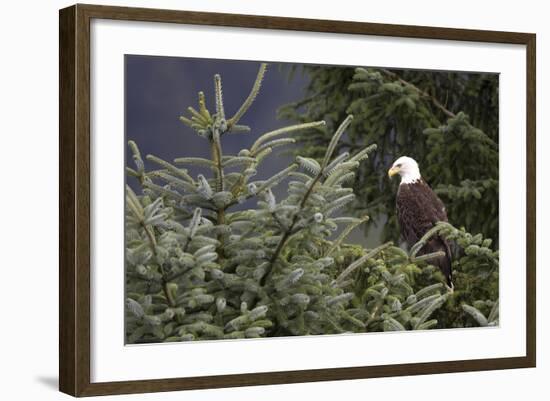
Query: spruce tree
[[125, 63, 499, 343], [278, 66, 499, 243]]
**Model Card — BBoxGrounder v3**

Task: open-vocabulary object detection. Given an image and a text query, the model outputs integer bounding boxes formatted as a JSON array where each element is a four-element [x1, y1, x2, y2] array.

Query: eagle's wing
[[420, 179, 448, 223], [396, 181, 444, 244], [396, 179, 453, 288]]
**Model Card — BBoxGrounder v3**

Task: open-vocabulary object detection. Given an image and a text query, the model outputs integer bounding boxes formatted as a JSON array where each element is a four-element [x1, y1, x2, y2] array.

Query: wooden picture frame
[[59, 3, 536, 397]]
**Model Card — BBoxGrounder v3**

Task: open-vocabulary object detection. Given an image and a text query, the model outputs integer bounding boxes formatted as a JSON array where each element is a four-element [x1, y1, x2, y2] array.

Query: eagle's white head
[[388, 156, 421, 184]]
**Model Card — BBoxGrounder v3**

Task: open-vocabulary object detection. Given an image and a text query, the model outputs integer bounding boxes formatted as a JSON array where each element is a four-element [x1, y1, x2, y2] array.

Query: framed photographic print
[[59, 4, 536, 397]]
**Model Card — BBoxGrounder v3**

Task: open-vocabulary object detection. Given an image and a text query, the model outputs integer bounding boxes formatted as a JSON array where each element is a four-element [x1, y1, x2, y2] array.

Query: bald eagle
[[388, 156, 453, 289]]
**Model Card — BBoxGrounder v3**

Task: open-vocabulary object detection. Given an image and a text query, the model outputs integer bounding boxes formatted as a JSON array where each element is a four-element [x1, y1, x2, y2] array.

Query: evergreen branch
[[329, 217, 363, 224], [226, 164, 298, 208], [189, 208, 202, 237], [227, 122, 322, 198], [254, 147, 272, 163], [208, 129, 227, 261], [410, 251, 445, 263], [326, 215, 370, 256], [126, 272, 161, 284], [379, 68, 498, 152], [325, 171, 355, 187], [211, 130, 225, 193], [323, 161, 359, 178], [142, 222, 158, 251], [214, 74, 225, 121], [187, 106, 209, 126], [128, 193, 176, 308], [348, 143, 377, 163], [128, 140, 145, 183], [173, 157, 217, 170], [322, 115, 353, 168], [462, 304, 488, 327], [259, 168, 325, 286], [125, 186, 144, 219], [260, 116, 361, 287], [405, 294, 440, 315], [126, 167, 139, 178], [366, 302, 384, 327], [253, 138, 296, 155], [323, 193, 356, 216], [414, 283, 444, 299], [226, 124, 251, 134], [146, 154, 195, 184], [383, 316, 405, 331], [332, 242, 392, 287], [342, 311, 366, 329], [410, 222, 452, 258], [255, 164, 298, 194], [178, 115, 194, 128], [228, 63, 267, 128], [128, 140, 144, 170], [198, 91, 212, 123], [413, 294, 448, 329], [142, 181, 182, 201], [251, 121, 326, 153], [148, 171, 196, 193], [296, 156, 321, 175], [288, 172, 313, 182], [415, 319, 438, 330], [379, 68, 456, 119], [222, 156, 257, 168], [323, 152, 350, 176]]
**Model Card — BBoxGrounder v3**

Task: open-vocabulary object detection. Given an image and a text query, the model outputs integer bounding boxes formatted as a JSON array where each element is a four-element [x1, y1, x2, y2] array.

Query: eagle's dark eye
[[396, 163, 402, 167]]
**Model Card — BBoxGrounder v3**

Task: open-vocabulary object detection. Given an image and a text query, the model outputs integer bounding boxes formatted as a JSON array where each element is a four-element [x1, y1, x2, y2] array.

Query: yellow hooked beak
[[388, 166, 400, 178]]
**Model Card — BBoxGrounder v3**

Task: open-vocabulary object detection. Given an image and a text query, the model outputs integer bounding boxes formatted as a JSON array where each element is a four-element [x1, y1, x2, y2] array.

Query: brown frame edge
[[59, 3, 536, 397]]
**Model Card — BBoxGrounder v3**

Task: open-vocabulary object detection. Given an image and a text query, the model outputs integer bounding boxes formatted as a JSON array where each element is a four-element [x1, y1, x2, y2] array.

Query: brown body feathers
[[396, 179, 453, 288]]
